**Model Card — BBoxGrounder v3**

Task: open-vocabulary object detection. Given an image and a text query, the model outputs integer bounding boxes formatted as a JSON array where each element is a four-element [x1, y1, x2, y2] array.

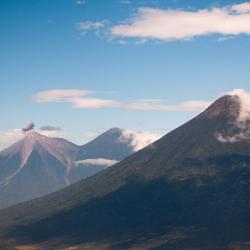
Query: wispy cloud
[[77, 21, 106, 31], [76, 0, 86, 5], [124, 100, 211, 111], [33, 89, 211, 112], [110, 2, 250, 41], [38, 125, 67, 139], [39, 129, 68, 139], [120, 0, 131, 4], [72, 98, 120, 108], [33, 89, 91, 103], [77, 21, 108, 36], [40, 125, 62, 131]]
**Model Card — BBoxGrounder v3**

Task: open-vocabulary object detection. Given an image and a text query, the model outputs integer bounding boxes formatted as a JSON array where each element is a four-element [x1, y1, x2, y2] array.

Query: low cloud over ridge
[[74, 158, 119, 167], [217, 89, 250, 143], [118, 129, 161, 151]]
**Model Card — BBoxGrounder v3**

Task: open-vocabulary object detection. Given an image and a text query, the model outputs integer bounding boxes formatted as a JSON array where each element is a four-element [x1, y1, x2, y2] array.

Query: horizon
[[1, 88, 250, 151], [1, 0, 250, 150]]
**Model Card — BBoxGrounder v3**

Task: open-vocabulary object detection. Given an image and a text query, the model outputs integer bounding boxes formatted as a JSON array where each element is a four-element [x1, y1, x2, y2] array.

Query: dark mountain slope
[[1, 95, 250, 249]]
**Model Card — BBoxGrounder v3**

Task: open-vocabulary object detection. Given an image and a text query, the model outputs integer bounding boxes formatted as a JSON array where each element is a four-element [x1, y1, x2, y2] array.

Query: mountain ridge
[[1, 94, 250, 249], [0, 128, 140, 209]]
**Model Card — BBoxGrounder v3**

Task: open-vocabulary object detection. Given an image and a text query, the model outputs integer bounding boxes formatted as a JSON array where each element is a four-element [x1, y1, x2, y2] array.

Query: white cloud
[[216, 132, 249, 143], [72, 97, 120, 109], [85, 131, 100, 141], [121, 0, 131, 4], [226, 89, 250, 122], [76, 0, 85, 5], [217, 36, 234, 42], [33, 89, 91, 103], [77, 21, 108, 36], [111, 3, 250, 41], [118, 129, 162, 151], [74, 158, 119, 167], [123, 100, 211, 111], [216, 89, 250, 143], [34, 89, 210, 112], [231, 2, 250, 14], [77, 21, 106, 31]]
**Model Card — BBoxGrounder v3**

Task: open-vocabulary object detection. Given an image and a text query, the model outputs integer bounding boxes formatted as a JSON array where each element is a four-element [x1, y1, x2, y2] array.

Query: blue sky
[[0, 0, 250, 149]]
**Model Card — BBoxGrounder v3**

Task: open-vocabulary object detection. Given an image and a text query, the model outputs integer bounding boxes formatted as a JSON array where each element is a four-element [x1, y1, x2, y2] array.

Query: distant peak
[[106, 127, 123, 134]]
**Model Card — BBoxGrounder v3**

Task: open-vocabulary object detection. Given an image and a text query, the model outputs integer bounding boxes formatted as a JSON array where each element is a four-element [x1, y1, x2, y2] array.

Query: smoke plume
[[40, 125, 62, 131], [22, 122, 35, 133]]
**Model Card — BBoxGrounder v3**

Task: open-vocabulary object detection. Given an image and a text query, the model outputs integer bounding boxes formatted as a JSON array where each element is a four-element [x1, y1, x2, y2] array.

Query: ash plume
[[22, 122, 35, 133], [40, 125, 61, 131]]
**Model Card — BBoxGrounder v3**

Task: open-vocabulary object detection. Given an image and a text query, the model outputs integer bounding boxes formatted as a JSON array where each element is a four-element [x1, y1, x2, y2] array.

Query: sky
[[0, 0, 250, 149]]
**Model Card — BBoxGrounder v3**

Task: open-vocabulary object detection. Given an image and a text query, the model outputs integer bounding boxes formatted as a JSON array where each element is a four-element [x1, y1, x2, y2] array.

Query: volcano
[[0, 131, 79, 209], [0, 128, 138, 209], [0, 94, 250, 249]]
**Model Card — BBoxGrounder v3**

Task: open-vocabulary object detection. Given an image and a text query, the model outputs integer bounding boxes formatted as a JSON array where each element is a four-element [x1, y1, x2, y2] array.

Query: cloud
[[76, 0, 85, 5], [226, 89, 250, 122], [77, 21, 106, 31], [231, 2, 250, 14], [216, 89, 250, 143], [85, 131, 100, 141], [39, 125, 67, 139], [72, 98, 120, 109], [0, 124, 67, 150], [77, 20, 109, 37], [40, 125, 62, 131], [216, 132, 250, 143], [217, 36, 234, 42], [124, 100, 211, 111], [121, 0, 131, 4], [34, 89, 211, 112], [110, 2, 250, 41], [74, 158, 119, 167], [22, 121, 35, 133], [33, 89, 91, 103], [118, 129, 162, 151]]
